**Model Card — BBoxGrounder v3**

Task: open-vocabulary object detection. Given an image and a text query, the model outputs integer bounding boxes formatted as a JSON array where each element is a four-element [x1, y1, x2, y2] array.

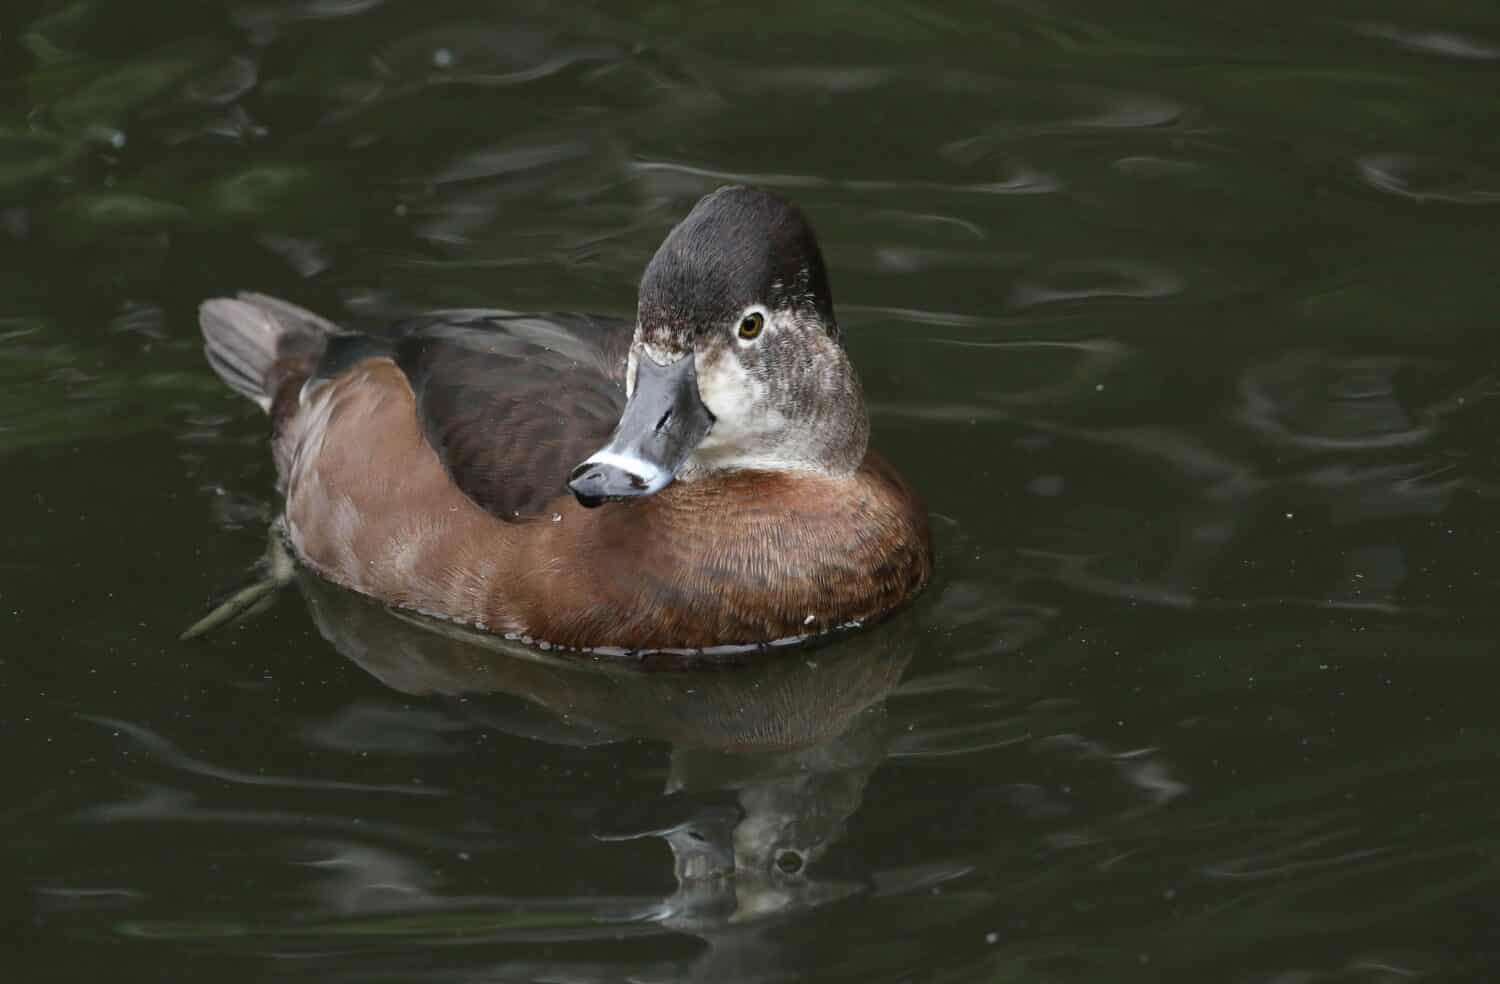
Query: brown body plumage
[[200, 187, 933, 654], [273, 357, 930, 651]]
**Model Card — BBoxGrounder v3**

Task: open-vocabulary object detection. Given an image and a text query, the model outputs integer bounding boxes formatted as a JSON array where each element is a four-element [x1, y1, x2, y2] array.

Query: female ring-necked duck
[[199, 186, 933, 654]]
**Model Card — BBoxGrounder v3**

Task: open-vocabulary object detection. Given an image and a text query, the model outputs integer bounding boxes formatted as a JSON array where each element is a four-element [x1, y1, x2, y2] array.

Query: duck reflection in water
[[284, 541, 916, 935]]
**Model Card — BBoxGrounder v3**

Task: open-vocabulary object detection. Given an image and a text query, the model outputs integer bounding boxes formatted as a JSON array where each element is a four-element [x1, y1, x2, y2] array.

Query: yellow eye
[[738, 311, 765, 340]]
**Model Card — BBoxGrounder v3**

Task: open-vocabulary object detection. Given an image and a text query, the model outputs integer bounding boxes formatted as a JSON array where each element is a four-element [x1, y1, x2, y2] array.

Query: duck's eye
[[738, 311, 765, 340]]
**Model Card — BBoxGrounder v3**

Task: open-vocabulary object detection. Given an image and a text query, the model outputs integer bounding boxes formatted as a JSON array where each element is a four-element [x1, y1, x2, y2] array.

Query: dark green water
[[7, 1, 1500, 980]]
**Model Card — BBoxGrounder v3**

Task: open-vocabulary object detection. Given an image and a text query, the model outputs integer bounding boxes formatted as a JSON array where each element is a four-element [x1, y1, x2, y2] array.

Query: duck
[[198, 185, 933, 655]]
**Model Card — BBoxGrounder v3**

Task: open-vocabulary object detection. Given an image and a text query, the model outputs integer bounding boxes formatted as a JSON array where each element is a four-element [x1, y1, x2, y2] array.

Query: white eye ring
[[736, 306, 769, 344]]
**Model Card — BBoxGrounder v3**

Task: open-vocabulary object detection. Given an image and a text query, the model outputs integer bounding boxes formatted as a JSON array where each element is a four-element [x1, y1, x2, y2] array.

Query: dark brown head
[[569, 187, 868, 507]]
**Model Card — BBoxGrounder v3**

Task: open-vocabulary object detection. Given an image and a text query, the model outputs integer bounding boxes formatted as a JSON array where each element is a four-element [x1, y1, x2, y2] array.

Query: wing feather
[[387, 312, 631, 520]]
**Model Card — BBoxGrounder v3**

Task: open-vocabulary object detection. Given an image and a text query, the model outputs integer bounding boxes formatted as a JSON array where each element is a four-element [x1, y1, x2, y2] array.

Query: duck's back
[[329, 311, 633, 520]]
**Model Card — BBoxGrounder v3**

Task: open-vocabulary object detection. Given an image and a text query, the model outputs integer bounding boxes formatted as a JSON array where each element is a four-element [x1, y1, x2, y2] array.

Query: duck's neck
[[681, 344, 870, 481]]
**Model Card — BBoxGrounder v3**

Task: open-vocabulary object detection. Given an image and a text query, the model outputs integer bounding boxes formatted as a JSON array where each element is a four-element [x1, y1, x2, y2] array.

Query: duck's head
[[569, 186, 868, 507]]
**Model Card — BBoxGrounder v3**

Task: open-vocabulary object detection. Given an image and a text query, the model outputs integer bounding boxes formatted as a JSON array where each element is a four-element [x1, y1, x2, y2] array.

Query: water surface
[[7, 1, 1500, 980]]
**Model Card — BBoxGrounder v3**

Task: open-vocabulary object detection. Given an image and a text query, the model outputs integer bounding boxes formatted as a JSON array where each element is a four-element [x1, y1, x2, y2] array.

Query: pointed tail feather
[[199, 293, 339, 412]]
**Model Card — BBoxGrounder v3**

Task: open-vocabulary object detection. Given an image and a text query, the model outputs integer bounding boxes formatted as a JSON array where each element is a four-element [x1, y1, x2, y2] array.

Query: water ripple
[[1236, 352, 1450, 451], [181, 55, 259, 105], [232, 0, 387, 34], [1358, 154, 1500, 205], [428, 140, 590, 185], [1060, 91, 1184, 130], [1357, 22, 1500, 61], [630, 158, 1060, 196], [1204, 830, 1390, 881], [1011, 261, 1182, 308], [78, 715, 445, 797], [917, 337, 1131, 405], [70, 781, 480, 852]]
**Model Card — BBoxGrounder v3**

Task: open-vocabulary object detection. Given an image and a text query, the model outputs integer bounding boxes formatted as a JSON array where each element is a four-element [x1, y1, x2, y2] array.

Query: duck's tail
[[199, 293, 340, 413]]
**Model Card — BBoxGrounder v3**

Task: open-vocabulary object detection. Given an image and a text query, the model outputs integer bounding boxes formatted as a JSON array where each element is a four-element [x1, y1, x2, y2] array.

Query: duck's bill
[[568, 352, 715, 508]]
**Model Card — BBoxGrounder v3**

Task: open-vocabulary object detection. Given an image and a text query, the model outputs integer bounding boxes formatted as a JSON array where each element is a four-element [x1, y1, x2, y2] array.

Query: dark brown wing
[[386, 311, 631, 521]]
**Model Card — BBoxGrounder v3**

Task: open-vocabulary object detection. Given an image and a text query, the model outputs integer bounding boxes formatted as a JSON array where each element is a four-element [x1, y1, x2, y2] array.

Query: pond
[[7, 1, 1500, 980]]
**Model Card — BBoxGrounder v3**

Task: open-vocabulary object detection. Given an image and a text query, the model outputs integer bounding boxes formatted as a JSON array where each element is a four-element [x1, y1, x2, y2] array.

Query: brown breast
[[506, 455, 934, 651]]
